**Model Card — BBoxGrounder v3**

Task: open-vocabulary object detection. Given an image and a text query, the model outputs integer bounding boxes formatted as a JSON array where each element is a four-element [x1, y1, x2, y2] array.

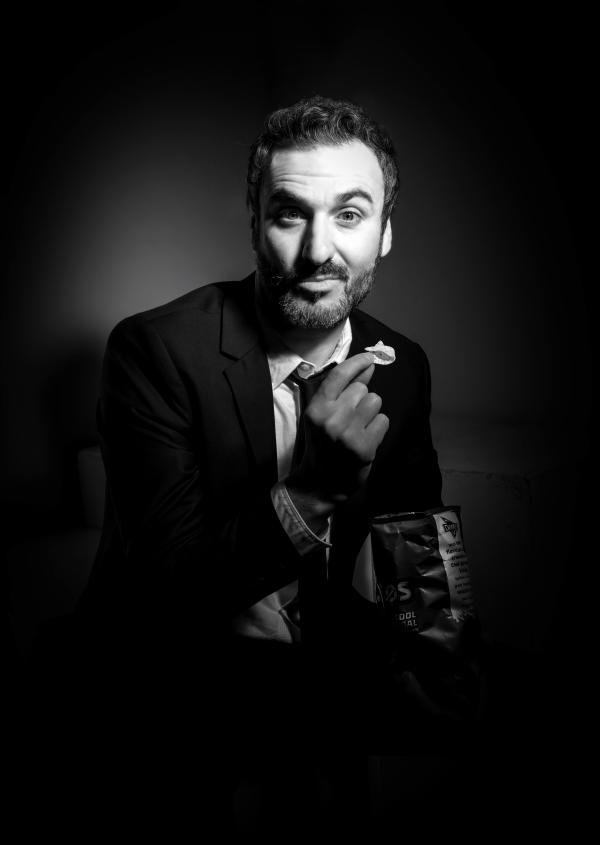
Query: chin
[[277, 290, 354, 330], [256, 258, 379, 330]]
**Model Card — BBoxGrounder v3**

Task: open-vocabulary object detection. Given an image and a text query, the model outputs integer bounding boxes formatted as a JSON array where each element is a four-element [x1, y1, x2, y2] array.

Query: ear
[[380, 218, 392, 257]]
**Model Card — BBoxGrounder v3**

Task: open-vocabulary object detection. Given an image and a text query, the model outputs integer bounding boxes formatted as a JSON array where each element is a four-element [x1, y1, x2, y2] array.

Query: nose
[[301, 215, 335, 267]]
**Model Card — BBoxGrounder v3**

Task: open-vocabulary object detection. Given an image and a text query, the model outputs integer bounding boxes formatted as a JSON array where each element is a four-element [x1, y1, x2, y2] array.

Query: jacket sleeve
[[96, 316, 302, 618]]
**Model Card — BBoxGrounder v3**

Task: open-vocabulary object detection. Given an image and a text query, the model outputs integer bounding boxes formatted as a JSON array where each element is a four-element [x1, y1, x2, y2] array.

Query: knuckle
[[324, 418, 342, 439], [378, 413, 390, 433], [342, 382, 367, 405], [306, 403, 326, 425], [339, 428, 356, 449], [344, 429, 371, 459], [358, 391, 381, 416]]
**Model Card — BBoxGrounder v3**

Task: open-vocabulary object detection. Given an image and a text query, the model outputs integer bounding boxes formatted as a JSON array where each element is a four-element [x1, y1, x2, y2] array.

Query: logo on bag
[[383, 580, 412, 605], [441, 517, 458, 538]]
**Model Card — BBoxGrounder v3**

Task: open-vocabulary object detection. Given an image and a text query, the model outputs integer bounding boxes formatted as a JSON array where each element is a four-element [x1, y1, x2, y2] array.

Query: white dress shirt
[[231, 317, 377, 643]]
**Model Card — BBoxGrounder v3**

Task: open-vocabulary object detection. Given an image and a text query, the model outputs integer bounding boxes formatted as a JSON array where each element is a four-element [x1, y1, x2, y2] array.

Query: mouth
[[295, 277, 343, 291]]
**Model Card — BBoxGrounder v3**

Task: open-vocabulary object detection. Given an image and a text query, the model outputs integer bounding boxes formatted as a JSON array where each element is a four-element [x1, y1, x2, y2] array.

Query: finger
[[350, 363, 375, 388], [319, 353, 376, 401], [365, 412, 390, 446], [352, 391, 383, 427], [341, 410, 389, 464], [338, 380, 369, 409], [323, 392, 382, 443]]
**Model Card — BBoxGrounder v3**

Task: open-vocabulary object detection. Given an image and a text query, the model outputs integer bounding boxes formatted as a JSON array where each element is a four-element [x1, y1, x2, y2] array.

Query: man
[[77, 95, 446, 830]]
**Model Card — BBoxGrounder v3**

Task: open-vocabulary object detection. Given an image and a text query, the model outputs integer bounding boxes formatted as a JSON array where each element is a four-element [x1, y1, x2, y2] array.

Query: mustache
[[267, 260, 350, 288]]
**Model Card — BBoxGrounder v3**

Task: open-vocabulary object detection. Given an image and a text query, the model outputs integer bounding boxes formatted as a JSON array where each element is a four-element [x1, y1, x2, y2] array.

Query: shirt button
[[298, 362, 311, 373]]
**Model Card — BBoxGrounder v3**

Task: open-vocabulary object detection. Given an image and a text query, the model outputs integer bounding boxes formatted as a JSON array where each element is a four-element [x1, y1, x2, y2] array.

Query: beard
[[255, 251, 382, 331]]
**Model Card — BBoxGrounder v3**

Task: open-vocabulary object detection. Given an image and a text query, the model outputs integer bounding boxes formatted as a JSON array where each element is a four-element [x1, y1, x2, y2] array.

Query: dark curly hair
[[247, 95, 399, 228]]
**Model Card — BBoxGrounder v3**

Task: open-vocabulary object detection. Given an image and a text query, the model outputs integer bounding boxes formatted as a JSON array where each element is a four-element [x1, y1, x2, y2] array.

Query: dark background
[[1, 2, 593, 640], [1, 2, 593, 827]]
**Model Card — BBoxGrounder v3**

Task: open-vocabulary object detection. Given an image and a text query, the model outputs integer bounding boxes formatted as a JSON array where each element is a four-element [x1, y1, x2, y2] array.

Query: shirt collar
[[256, 307, 353, 390]]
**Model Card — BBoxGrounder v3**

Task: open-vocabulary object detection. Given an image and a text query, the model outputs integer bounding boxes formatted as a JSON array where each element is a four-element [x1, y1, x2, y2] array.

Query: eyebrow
[[266, 188, 375, 208], [335, 189, 374, 206]]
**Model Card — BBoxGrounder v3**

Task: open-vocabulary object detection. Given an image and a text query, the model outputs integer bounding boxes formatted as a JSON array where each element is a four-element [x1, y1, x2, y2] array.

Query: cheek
[[261, 228, 298, 268], [342, 232, 381, 270]]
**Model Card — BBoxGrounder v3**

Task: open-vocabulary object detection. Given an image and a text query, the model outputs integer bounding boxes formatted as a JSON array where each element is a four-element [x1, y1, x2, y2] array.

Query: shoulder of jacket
[[109, 276, 252, 340]]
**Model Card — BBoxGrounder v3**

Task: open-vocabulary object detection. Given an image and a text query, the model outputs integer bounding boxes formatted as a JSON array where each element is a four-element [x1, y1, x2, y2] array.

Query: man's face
[[254, 140, 392, 330]]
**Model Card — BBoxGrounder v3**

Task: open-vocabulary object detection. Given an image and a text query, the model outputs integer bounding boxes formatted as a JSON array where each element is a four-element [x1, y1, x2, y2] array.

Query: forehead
[[263, 140, 385, 205]]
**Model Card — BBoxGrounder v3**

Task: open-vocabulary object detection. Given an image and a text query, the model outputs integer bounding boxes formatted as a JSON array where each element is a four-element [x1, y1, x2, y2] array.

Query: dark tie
[[285, 364, 336, 648], [286, 363, 336, 472]]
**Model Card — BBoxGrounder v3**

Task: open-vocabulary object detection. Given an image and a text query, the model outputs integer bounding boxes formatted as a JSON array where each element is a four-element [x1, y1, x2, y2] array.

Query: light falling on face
[[254, 140, 392, 330]]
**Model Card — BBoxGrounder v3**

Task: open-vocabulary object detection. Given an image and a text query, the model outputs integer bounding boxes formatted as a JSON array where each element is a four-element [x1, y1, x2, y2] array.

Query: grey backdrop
[[2, 3, 591, 537]]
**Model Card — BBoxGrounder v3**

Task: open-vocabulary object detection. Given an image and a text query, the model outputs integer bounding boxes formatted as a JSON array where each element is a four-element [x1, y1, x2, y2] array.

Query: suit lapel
[[221, 276, 278, 488]]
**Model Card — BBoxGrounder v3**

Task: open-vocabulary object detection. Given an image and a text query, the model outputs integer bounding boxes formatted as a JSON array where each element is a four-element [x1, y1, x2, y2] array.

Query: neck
[[278, 324, 344, 368]]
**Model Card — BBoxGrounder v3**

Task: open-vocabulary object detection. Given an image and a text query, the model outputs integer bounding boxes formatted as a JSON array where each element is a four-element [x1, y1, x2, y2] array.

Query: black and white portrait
[[3, 3, 591, 836]]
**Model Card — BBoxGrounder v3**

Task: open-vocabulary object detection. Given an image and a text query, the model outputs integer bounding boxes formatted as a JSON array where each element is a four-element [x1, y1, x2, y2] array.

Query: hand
[[287, 352, 390, 518]]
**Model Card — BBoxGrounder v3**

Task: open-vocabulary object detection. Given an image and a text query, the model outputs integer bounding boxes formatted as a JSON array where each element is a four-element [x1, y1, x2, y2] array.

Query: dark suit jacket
[[77, 276, 441, 717], [73, 273, 451, 751], [80, 273, 441, 621]]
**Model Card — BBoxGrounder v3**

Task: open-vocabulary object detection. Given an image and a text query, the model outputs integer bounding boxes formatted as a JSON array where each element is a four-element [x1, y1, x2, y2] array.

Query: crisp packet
[[371, 506, 477, 656], [371, 506, 482, 719]]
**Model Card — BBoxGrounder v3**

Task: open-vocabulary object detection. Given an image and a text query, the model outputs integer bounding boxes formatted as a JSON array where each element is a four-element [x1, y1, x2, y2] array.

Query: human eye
[[337, 209, 362, 226], [276, 207, 305, 225]]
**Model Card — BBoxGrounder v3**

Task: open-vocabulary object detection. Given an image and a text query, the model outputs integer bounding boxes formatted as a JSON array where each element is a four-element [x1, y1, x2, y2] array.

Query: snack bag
[[371, 506, 481, 717]]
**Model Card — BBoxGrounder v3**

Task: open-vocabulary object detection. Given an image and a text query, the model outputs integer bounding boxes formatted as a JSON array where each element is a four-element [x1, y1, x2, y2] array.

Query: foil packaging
[[371, 506, 482, 717]]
